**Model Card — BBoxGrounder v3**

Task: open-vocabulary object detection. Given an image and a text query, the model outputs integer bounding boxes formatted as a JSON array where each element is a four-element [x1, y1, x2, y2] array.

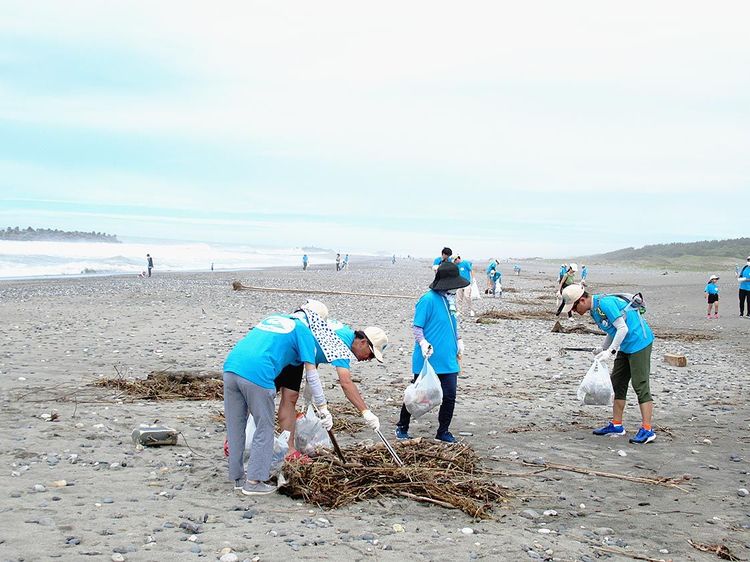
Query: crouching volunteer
[[222, 304, 344, 496], [276, 300, 388, 459], [558, 284, 656, 444], [396, 261, 468, 443]]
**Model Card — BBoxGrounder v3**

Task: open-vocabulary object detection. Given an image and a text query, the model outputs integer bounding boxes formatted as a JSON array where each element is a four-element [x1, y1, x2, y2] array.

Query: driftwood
[[688, 540, 741, 561], [232, 281, 414, 300], [279, 440, 510, 519], [94, 370, 223, 401], [551, 320, 604, 335], [514, 459, 690, 491], [591, 545, 669, 562]]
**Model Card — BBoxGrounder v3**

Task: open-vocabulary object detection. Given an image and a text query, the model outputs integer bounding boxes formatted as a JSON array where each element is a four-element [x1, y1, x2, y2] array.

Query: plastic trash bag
[[577, 359, 614, 405], [404, 360, 443, 419], [294, 405, 332, 456], [242, 417, 289, 474], [470, 279, 481, 300]]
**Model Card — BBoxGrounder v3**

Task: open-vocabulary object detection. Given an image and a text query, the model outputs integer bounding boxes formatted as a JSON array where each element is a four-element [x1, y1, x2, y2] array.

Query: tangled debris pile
[[94, 370, 223, 401], [279, 439, 510, 519]]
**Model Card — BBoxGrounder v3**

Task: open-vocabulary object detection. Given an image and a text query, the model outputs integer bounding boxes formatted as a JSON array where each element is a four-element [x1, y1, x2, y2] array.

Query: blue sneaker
[[435, 431, 457, 443], [629, 427, 656, 444], [395, 427, 412, 440], [592, 422, 626, 436]]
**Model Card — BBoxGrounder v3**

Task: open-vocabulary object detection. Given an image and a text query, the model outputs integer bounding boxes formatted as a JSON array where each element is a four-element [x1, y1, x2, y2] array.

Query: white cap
[[557, 283, 585, 315], [363, 326, 388, 363], [301, 299, 329, 320]]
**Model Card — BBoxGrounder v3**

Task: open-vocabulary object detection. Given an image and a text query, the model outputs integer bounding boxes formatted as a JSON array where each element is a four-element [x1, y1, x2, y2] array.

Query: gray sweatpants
[[223, 371, 276, 482]]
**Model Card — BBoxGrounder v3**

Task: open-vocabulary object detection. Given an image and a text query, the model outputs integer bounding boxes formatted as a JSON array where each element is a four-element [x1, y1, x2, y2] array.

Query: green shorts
[[611, 343, 653, 404]]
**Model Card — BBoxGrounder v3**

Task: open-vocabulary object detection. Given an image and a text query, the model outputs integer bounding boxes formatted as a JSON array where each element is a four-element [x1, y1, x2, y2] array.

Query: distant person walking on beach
[[396, 262, 469, 443], [738, 256, 750, 317], [581, 265, 588, 282], [302, 254, 308, 271], [558, 263, 577, 294], [146, 254, 154, 277], [454, 255, 474, 317], [558, 284, 656, 445], [432, 247, 453, 271], [342, 254, 349, 270], [513, 264, 521, 276], [335, 253, 341, 271], [558, 263, 567, 284], [705, 275, 720, 319], [222, 306, 341, 495], [392, 254, 396, 265]]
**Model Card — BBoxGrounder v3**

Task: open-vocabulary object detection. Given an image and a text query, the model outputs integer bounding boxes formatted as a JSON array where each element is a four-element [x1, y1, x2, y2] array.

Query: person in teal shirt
[[396, 262, 469, 443], [223, 312, 331, 495], [454, 255, 474, 316], [738, 256, 750, 316], [705, 275, 720, 319], [432, 247, 453, 271], [558, 284, 656, 445], [485, 259, 499, 294]]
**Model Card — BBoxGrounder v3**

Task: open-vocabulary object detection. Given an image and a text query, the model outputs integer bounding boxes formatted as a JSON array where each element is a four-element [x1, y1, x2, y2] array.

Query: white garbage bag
[[404, 360, 443, 419], [470, 279, 481, 300], [294, 405, 332, 456], [577, 359, 614, 406]]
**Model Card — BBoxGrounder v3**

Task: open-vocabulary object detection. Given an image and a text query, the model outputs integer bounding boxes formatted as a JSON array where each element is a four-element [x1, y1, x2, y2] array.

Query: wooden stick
[[399, 491, 457, 510], [521, 460, 689, 491], [687, 540, 740, 561], [591, 545, 668, 562], [233, 283, 415, 300]]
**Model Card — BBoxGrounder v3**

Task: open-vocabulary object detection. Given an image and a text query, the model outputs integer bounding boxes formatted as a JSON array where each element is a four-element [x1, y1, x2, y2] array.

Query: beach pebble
[[242, 511, 254, 520], [220, 553, 239, 562], [617, 450, 627, 457], [543, 510, 558, 516], [392, 523, 405, 533], [190, 545, 201, 554], [460, 527, 474, 534], [50, 480, 67, 488], [65, 537, 81, 545], [594, 527, 614, 536], [520, 509, 541, 520], [33, 484, 46, 493], [537, 528, 552, 534], [730, 454, 743, 462], [738, 488, 749, 497], [660, 549, 669, 554], [101, 497, 114, 504], [111, 555, 125, 562]]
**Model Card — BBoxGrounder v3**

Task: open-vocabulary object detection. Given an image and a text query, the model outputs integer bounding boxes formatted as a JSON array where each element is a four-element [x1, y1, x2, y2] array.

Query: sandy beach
[[1, 259, 748, 561]]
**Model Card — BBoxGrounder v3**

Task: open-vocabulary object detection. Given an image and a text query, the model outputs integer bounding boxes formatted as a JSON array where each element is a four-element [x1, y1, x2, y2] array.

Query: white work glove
[[317, 405, 333, 431], [457, 338, 465, 358], [739, 277, 748, 282], [595, 348, 617, 362], [361, 409, 380, 431], [419, 339, 433, 359]]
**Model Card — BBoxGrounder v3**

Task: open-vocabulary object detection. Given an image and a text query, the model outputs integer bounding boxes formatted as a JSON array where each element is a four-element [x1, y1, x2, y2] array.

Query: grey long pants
[[223, 371, 276, 482]]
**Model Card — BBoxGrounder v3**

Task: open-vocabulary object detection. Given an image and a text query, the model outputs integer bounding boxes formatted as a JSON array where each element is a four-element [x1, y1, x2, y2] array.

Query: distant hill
[[583, 237, 749, 270], [0, 226, 120, 243]]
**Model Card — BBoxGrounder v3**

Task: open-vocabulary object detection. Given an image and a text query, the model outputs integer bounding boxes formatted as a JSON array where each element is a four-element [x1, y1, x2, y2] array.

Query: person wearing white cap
[[705, 275, 720, 319], [275, 300, 388, 459], [557, 284, 656, 445], [738, 256, 750, 317]]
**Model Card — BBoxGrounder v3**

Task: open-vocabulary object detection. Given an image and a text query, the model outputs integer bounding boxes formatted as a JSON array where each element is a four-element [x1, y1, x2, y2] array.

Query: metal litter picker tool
[[374, 429, 404, 467], [311, 403, 347, 464]]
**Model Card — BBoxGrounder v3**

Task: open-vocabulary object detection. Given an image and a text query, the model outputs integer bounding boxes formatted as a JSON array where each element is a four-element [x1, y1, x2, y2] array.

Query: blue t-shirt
[[486, 261, 497, 275], [581, 266, 588, 279], [223, 315, 318, 389], [412, 291, 460, 374], [705, 283, 719, 295], [740, 265, 750, 291], [456, 260, 472, 281], [491, 268, 502, 282], [302, 255, 308, 263], [590, 295, 654, 354], [313, 321, 355, 369], [433, 257, 452, 266]]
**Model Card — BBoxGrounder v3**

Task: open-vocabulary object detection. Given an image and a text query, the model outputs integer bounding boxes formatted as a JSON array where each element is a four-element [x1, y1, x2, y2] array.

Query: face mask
[[443, 290, 457, 313]]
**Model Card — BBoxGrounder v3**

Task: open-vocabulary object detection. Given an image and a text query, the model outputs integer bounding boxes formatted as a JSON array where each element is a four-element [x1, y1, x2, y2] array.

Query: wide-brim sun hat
[[557, 283, 586, 315], [430, 262, 470, 291], [709, 275, 720, 281], [363, 326, 388, 363], [569, 262, 578, 272]]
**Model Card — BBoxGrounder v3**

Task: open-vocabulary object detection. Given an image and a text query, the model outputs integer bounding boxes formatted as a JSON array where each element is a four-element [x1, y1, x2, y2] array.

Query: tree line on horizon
[[593, 237, 749, 260], [0, 226, 121, 243]]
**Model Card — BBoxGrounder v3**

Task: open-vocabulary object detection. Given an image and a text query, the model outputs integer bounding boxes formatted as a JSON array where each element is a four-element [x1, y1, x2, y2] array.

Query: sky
[[1, 1, 748, 258]]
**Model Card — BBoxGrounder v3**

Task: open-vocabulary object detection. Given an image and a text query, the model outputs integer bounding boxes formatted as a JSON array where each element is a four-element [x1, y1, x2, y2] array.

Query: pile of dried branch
[[279, 439, 510, 519], [94, 370, 223, 401], [551, 320, 604, 335], [655, 330, 716, 342], [688, 540, 741, 561], [476, 309, 551, 323]]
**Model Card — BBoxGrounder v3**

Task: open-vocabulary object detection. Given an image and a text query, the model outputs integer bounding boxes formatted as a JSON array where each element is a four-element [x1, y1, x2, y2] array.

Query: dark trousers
[[397, 372, 458, 436], [740, 289, 750, 315], [147, 267, 152, 277]]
